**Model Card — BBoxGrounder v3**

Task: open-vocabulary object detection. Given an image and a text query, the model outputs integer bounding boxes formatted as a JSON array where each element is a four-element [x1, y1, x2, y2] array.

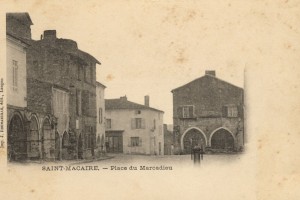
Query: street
[[78, 153, 244, 168]]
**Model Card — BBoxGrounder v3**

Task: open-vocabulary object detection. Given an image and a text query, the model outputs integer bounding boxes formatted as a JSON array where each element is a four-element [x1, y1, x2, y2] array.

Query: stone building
[[6, 12, 51, 161], [26, 30, 100, 160], [96, 81, 106, 154], [171, 70, 244, 154], [6, 12, 101, 161], [105, 96, 164, 155]]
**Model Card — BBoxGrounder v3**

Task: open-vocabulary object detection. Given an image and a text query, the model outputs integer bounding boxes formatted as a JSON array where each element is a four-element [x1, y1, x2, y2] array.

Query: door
[[106, 132, 123, 153]]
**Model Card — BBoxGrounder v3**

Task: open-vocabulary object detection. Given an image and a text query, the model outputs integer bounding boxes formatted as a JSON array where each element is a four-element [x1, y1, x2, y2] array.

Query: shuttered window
[[131, 118, 145, 129], [129, 137, 142, 147], [222, 105, 239, 118], [178, 105, 195, 118]]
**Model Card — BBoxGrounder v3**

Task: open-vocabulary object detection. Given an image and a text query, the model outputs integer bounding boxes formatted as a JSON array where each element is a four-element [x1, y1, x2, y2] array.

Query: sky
[[4, 0, 289, 124]]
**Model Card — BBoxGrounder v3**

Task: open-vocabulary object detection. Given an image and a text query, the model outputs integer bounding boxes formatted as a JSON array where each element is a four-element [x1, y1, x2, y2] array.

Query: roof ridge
[[171, 75, 243, 92]]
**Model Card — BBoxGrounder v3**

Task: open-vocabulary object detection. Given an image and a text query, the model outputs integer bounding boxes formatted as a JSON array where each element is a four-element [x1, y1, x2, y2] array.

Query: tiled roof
[[105, 98, 164, 113], [171, 74, 243, 92], [96, 81, 106, 88]]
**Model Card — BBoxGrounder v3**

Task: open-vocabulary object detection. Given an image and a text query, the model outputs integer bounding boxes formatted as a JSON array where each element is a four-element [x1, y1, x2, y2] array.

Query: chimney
[[120, 95, 127, 101], [144, 95, 149, 107], [205, 70, 216, 77], [43, 30, 57, 40]]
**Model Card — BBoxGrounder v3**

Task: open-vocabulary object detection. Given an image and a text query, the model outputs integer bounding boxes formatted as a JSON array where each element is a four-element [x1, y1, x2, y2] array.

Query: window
[[106, 119, 112, 129], [78, 65, 83, 81], [153, 119, 156, 130], [90, 65, 94, 84], [82, 90, 89, 116], [183, 106, 189, 118], [131, 118, 145, 129], [84, 66, 91, 83], [130, 137, 141, 147], [12, 60, 18, 91], [178, 105, 195, 118], [76, 90, 82, 116], [223, 105, 238, 117], [99, 108, 103, 124]]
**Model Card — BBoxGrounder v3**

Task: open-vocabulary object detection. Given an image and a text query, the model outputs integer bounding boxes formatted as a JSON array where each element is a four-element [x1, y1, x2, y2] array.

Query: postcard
[[0, 1, 299, 200]]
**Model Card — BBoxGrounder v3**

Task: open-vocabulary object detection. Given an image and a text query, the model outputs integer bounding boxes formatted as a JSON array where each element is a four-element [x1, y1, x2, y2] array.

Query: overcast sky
[[5, 0, 289, 124]]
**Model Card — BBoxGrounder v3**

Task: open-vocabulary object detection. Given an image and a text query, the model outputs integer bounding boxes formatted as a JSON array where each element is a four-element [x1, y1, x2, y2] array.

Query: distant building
[[96, 82, 106, 153], [171, 70, 244, 154], [163, 124, 174, 155], [6, 13, 42, 161], [105, 96, 164, 155]]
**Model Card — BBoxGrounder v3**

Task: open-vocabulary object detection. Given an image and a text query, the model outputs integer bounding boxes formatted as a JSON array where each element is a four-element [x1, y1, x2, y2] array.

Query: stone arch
[[181, 127, 207, 154], [8, 112, 26, 161], [209, 127, 236, 150], [28, 114, 40, 159]]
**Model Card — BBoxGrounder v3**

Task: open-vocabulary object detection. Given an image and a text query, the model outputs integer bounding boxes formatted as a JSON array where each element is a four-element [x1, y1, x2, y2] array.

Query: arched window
[[8, 114, 26, 160]]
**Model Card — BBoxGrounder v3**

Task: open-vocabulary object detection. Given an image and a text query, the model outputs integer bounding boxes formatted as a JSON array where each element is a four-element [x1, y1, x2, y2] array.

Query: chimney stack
[[43, 30, 57, 40], [205, 70, 216, 77], [144, 95, 149, 107], [120, 95, 127, 101]]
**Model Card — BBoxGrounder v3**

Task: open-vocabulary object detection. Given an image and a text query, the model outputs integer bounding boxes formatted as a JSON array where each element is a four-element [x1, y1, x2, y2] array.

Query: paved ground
[[77, 153, 244, 168]]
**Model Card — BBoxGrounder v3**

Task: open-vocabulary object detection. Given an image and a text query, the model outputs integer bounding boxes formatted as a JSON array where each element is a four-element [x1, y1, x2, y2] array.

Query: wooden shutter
[[177, 106, 183, 118], [222, 106, 228, 117], [139, 138, 142, 147], [131, 119, 135, 129], [188, 106, 194, 118], [141, 119, 146, 129]]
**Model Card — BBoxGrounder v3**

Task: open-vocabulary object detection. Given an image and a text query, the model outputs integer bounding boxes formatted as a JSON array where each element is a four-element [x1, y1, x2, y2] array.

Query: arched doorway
[[8, 114, 26, 161], [210, 128, 235, 151], [181, 128, 207, 154], [41, 118, 54, 160], [28, 116, 39, 159]]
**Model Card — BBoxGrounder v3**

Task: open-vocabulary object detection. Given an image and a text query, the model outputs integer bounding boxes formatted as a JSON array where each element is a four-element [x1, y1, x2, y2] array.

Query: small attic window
[[135, 110, 141, 114]]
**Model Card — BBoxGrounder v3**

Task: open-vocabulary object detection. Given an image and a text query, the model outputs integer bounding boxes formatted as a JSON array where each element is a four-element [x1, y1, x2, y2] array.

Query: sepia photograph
[[0, 1, 299, 200]]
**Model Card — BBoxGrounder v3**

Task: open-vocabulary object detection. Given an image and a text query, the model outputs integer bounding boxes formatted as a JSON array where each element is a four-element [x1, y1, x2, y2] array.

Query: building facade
[[172, 70, 244, 154], [26, 30, 100, 160], [6, 12, 101, 162], [96, 82, 106, 154], [105, 96, 164, 155]]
